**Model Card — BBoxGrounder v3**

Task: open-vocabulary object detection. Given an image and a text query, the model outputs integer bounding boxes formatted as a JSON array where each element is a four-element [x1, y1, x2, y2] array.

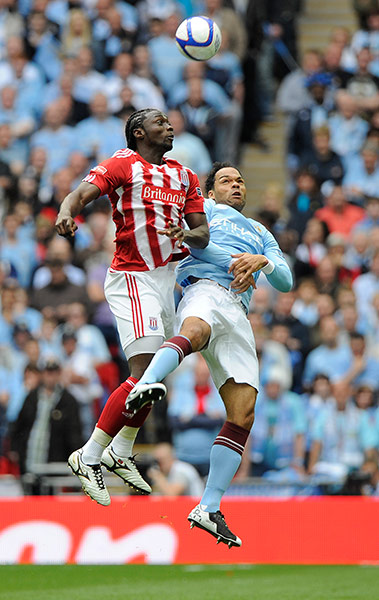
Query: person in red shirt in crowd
[[315, 184, 365, 237], [55, 108, 209, 505]]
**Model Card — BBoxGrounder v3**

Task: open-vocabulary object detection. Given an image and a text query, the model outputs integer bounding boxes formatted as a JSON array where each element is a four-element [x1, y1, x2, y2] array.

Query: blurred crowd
[[0, 0, 378, 497]]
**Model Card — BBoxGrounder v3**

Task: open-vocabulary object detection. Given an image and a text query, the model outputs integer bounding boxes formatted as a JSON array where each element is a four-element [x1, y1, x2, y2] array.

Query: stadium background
[[0, 0, 378, 577]]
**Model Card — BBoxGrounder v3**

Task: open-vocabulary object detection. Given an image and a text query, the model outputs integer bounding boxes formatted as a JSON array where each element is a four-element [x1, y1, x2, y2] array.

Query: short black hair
[[205, 162, 242, 195], [124, 108, 157, 150]]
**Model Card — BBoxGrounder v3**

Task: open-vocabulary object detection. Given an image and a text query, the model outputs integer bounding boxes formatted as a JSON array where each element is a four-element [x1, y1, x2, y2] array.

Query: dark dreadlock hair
[[205, 162, 243, 195], [124, 108, 157, 150]]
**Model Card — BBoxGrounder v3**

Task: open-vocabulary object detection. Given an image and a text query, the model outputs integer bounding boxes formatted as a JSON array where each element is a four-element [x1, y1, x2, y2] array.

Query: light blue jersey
[[177, 198, 293, 312]]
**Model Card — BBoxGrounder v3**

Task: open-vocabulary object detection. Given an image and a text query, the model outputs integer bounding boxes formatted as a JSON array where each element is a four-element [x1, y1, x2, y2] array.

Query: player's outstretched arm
[[261, 230, 293, 292], [55, 182, 100, 238]]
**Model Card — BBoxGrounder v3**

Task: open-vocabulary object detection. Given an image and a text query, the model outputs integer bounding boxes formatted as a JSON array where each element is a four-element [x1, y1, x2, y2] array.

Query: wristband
[[262, 259, 275, 274]]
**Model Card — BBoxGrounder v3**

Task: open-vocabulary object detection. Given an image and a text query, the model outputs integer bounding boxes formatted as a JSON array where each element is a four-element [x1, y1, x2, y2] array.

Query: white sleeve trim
[[262, 259, 275, 274]]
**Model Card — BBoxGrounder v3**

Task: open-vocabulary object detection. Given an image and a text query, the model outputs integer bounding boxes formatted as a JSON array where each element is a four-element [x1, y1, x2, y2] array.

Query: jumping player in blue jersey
[[127, 163, 293, 548]]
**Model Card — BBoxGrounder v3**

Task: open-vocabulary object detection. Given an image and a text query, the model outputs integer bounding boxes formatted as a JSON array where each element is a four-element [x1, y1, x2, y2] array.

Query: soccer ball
[[175, 16, 222, 61]]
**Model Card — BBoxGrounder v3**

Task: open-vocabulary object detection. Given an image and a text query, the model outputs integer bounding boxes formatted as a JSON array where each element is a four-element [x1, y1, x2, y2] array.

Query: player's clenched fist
[[55, 215, 78, 237]]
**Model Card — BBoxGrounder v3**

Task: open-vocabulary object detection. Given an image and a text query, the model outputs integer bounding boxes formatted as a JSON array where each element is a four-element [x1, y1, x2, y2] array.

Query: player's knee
[[180, 318, 210, 351]]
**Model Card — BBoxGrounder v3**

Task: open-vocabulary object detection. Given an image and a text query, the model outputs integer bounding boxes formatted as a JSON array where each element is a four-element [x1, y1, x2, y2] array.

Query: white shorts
[[104, 264, 176, 358], [176, 279, 259, 392]]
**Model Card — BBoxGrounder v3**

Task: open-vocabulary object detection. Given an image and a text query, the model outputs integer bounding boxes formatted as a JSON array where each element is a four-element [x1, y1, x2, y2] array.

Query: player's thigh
[[175, 281, 219, 338], [201, 302, 259, 395], [104, 269, 168, 354]]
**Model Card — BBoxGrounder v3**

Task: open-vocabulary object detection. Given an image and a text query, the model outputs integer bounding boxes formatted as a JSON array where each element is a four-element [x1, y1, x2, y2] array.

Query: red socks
[[213, 421, 250, 456], [97, 377, 152, 437]]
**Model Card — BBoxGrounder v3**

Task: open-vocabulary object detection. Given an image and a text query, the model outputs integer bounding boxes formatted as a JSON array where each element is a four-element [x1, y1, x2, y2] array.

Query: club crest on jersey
[[180, 170, 189, 187], [142, 184, 186, 206], [149, 317, 158, 331]]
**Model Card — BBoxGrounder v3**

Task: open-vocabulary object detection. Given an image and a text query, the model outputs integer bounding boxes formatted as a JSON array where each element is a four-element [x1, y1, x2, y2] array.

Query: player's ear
[[208, 189, 215, 199], [133, 126, 144, 141]]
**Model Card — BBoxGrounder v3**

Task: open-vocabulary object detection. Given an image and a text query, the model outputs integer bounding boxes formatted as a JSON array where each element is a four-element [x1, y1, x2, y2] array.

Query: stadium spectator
[[303, 373, 335, 454], [32, 236, 86, 290], [105, 52, 166, 114], [315, 185, 366, 237], [343, 142, 379, 204], [61, 9, 92, 58], [0, 122, 28, 175], [301, 125, 344, 186], [291, 278, 319, 327], [0, 212, 38, 288], [342, 47, 379, 113], [60, 301, 111, 366], [353, 248, 379, 316], [339, 332, 379, 390], [9, 358, 83, 494], [287, 73, 334, 172], [175, 77, 219, 160], [31, 256, 91, 320], [328, 92, 369, 167], [75, 92, 125, 162], [287, 170, 324, 239], [60, 326, 103, 438], [276, 49, 323, 115], [30, 99, 76, 175], [250, 369, 306, 476], [147, 442, 204, 496], [353, 195, 379, 232], [164, 109, 212, 190], [24, 9, 61, 82], [303, 316, 350, 387], [307, 381, 376, 481], [72, 46, 107, 105], [147, 11, 187, 96]]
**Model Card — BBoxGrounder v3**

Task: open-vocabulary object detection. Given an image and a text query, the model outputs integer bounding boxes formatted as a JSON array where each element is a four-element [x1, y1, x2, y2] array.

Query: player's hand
[[230, 273, 256, 293], [55, 215, 78, 238], [157, 221, 185, 247], [229, 253, 269, 293], [229, 253, 268, 280]]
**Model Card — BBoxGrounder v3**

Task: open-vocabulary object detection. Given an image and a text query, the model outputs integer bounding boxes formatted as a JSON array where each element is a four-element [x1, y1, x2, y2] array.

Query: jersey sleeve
[[262, 228, 293, 292], [190, 240, 232, 270], [82, 155, 128, 196], [183, 170, 205, 215]]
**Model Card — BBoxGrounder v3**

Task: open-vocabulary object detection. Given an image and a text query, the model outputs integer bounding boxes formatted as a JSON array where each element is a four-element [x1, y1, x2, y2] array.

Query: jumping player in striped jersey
[[55, 109, 209, 505], [127, 163, 293, 547]]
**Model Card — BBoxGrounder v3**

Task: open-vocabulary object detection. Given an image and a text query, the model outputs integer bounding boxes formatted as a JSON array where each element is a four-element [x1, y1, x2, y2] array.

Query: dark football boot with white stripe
[[125, 382, 167, 414], [188, 504, 242, 548], [101, 446, 151, 494]]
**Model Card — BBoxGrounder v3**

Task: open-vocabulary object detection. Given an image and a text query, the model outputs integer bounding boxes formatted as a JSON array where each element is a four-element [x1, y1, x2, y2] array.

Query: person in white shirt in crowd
[[147, 442, 205, 496], [60, 326, 103, 439]]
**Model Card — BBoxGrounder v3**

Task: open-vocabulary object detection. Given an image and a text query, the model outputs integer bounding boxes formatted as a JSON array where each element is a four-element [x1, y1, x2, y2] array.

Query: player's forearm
[[58, 182, 100, 220], [183, 222, 210, 249], [58, 191, 87, 219], [265, 261, 293, 292]]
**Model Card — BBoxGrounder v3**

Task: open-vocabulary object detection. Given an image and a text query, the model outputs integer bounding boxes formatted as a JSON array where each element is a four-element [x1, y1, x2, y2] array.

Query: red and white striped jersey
[[83, 148, 205, 271]]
